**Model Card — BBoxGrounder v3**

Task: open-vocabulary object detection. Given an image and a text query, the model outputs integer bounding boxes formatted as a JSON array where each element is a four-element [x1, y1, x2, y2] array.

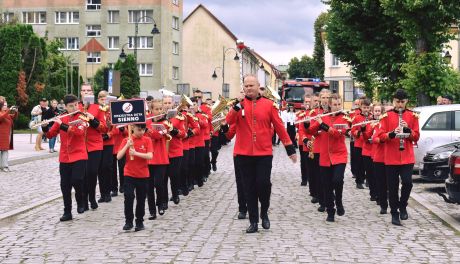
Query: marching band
[[41, 75, 419, 232]]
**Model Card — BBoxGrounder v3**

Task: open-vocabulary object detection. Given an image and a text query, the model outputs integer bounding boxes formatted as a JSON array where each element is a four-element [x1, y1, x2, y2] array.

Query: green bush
[[14, 113, 30, 129]]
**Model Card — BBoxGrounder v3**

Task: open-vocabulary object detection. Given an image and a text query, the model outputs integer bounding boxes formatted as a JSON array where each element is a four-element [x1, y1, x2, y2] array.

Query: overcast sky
[[184, 0, 328, 66]]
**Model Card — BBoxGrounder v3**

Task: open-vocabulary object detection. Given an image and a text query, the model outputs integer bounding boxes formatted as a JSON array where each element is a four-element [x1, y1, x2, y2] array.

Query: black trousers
[[287, 123, 297, 148], [84, 150, 102, 203], [386, 164, 414, 214], [320, 163, 346, 212], [236, 155, 273, 224], [180, 150, 190, 193], [98, 145, 113, 197], [59, 160, 86, 214], [148, 165, 167, 215], [188, 148, 195, 188], [194, 147, 205, 186], [166, 157, 182, 199], [350, 141, 356, 176], [124, 176, 148, 224], [363, 155, 377, 199], [210, 136, 220, 165], [374, 162, 388, 209], [353, 147, 364, 184], [111, 155, 125, 192], [204, 140, 211, 175], [299, 149, 309, 184], [233, 156, 247, 213], [308, 153, 322, 205]]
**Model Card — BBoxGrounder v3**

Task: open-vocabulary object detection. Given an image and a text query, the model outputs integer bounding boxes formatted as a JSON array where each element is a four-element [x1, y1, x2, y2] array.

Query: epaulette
[[309, 109, 315, 115], [344, 116, 352, 123], [379, 113, 388, 120], [175, 114, 185, 121], [263, 95, 275, 102], [412, 112, 420, 119], [297, 112, 306, 118], [272, 102, 279, 110], [202, 113, 208, 119]]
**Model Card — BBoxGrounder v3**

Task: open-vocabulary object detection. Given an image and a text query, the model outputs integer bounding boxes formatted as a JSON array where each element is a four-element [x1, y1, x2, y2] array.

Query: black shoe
[[98, 197, 106, 203], [326, 210, 335, 222], [212, 163, 217, 171], [376, 200, 380, 205], [84, 204, 89, 211], [163, 203, 168, 210], [60, 213, 72, 222], [182, 190, 189, 196], [380, 208, 387, 215], [391, 213, 401, 226], [261, 215, 270, 229], [119, 187, 124, 193], [246, 223, 258, 233], [301, 181, 307, 186], [237, 212, 246, 219], [370, 197, 377, 201], [111, 191, 118, 197], [356, 183, 364, 189], [318, 206, 326, 212], [400, 208, 408, 220], [149, 214, 157, 220], [173, 196, 180, 205], [90, 200, 98, 210], [77, 207, 85, 214], [177, 189, 183, 196], [197, 182, 204, 187], [123, 223, 133, 231], [105, 195, 112, 203], [158, 208, 165, 215], [135, 223, 145, 232], [337, 206, 345, 216], [311, 197, 319, 204]]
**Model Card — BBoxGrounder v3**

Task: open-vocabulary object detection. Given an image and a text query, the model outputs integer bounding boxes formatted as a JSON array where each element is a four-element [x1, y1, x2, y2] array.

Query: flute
[[294, 110, 347, 124], [31, 110, 80, 128], [146, 113, 166, 120], [351, 120, 379, 127]]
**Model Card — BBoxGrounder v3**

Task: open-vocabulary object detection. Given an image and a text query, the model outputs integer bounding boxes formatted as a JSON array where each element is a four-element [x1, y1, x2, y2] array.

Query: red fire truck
[[280, 78, 330, 109]]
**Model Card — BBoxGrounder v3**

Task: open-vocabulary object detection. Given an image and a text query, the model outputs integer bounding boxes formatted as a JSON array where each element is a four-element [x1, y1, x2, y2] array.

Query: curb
[[410, 192, 460, 233], [0, 193, 62, 222], [9, 152, 58, 166]]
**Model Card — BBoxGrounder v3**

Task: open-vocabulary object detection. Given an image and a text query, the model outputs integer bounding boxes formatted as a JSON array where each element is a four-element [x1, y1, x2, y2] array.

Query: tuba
[[175, 94, 193, 111], [211, 95, 231, 132]]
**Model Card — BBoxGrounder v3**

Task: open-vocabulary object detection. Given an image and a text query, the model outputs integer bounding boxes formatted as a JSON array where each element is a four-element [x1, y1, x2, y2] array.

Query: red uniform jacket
[[79, 103, 107, 152], [307, 108, 325, 154], [110, 126, 128, 155], [45, 114, 88, 163], [168, 113, 186, 158], [194, 112, 208, 148], [200, 104, 212, 141], [309, 113, 350, 167], [226, 96, 293, 156], [0, 110, 17, 150], [351, 113, 367, 148], [296, 110, 313, 153], [371, 124, 386, 163], [146, 118, 170, 165], [377, 109, 420, 165], [185, 112, 200, 149], [362, 121, 377, 157]]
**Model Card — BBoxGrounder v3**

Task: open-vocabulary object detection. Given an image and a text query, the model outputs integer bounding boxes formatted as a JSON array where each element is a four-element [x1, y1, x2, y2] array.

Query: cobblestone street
[[0, 144, 460, 263]]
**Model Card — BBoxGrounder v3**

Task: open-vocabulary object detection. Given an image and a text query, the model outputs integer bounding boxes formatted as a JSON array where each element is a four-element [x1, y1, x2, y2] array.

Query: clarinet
[[398, 108, 405, 151]]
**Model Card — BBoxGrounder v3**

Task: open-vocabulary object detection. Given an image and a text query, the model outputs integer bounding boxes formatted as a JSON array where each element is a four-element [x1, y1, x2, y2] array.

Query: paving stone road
[[0, 143, 460, 263]]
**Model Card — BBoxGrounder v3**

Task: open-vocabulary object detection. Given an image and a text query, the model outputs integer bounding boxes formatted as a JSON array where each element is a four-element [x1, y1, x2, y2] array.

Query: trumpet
[[174, 94, 193, 111], [30, 110, 81, 128]]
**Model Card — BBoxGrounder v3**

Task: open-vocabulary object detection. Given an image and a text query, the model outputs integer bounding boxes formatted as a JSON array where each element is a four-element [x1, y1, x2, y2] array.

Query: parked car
[[419, 142, 460, 181], [445, 146, 460, 204], [412, 104, 460, 172]]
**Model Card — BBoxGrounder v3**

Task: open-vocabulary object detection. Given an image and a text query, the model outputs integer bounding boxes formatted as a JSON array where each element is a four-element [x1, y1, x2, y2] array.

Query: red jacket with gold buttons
[[377, 109, 420, 165], [167, 113, 186, 158], [351, 113, 366, 148], [226, 96, 293, 156], [306, 108, 325, 154], [200, 104, 212, 141], [194, 112, 208, 148], [184, 112, 200, 149], [371, 124, 386, 163], [146, 117, 170, 165], [362, 121, 378, 157], [79, 103, 107, 152]]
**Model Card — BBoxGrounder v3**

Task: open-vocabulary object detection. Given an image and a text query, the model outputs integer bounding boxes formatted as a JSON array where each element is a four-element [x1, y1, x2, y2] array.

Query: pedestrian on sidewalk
[[43, 99, 59, 153], [31, 98, 48, 151], [0, 97, 18, 172]]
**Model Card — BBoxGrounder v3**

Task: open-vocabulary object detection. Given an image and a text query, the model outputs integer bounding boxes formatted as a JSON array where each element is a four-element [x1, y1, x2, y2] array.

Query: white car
[[413, 104, 460, 172]]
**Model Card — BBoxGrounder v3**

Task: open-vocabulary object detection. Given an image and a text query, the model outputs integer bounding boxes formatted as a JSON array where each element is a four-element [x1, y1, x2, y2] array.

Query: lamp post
[[118, 42, 131, 62], [211, 47, 239, 96], [134, 15, 160, 63]]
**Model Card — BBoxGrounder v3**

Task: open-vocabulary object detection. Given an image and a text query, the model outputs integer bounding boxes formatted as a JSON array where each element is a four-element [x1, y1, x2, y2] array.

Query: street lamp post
[[211, 47, 239, 96], [118, 42, 131, 61], [134, 15, 160, 63]]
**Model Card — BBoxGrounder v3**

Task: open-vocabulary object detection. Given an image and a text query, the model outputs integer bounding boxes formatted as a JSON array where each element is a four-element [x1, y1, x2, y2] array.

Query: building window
[[107, 10, 120, 23], [332, 55, 340, 67], [108, 37, 119, 49], [172, 16, 179, 30], [55, 11, 79, 24], [58, 37, 79, 50], [138, 64, 153, 76], [222, 83, 230, 98], [330, 81, 339, 93], [128, 36, 153, 49], [86, 25, 101, 37], [172, 67, 179, 80], [22, 11, 46, 24], [343, 80, 354, 102], [128, 10, 153, 23], [87, 0, 101, 10], [87, 52, 101, 63], [172, 41, 179, 55], [2, 12, 15, 22], [172, 0, 179, 6]]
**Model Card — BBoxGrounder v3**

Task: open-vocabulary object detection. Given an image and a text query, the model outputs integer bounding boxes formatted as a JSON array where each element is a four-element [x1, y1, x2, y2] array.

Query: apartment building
[[1, 0, 183, 94]]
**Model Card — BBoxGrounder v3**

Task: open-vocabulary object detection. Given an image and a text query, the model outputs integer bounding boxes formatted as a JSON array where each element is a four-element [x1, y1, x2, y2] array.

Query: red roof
[[80, 38, 106, 52]]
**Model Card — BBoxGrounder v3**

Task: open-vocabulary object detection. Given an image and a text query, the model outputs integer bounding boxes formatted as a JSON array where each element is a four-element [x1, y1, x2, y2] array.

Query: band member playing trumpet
[[377, 89, 419, 226], [309, 94, 350, 222], [226, 74, 297, 233], [0, 97, 18, 172], [42, 94, 88, 221]]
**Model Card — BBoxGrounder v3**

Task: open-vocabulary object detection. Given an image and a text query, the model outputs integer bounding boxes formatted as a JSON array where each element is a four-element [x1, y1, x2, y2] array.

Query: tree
[[93, 65, 110, 96], [115, 55, 140, 98], [287, 55, 316, 79], [312, 12, 329, 79]]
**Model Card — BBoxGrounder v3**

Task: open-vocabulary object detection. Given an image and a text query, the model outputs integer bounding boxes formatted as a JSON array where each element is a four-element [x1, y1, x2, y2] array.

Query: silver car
[[413, 104, 460, 172]]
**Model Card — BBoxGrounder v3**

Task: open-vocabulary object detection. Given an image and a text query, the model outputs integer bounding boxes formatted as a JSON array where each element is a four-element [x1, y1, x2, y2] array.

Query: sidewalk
[[9, 133, 60, 165]]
